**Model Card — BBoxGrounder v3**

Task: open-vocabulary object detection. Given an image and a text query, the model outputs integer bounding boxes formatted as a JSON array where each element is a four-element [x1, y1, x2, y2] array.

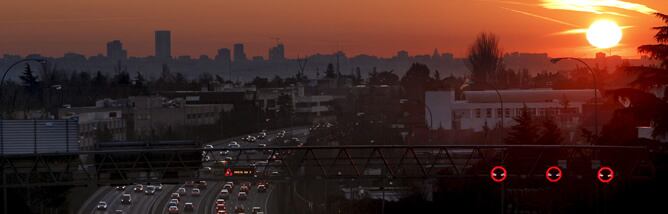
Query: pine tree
[[20, 64, 40, 94], [537, 117, 563, 145], [325, 63, 336, 79], [504, 105, 539, 145]]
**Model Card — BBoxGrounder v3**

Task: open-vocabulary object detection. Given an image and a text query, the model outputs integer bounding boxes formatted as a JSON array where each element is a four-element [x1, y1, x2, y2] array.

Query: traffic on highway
[[80, 127, 310, 214]]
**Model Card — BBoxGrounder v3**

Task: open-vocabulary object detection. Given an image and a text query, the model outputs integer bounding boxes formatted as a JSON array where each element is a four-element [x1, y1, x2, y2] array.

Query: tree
[[605, 13, 668, 139], [20, 64, 40, 95], [537, 117, 563, 145], [467, 32, 503, 84], [401, 63, 433, 98], [505, 105, 539, 145], [368, 70, 399, 86], [325, 63, 336, 79]]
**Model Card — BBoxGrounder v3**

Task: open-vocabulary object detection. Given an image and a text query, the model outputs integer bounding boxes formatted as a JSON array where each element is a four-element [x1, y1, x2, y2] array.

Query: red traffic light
[[597, 166, 614, 183], [490, 166, 507, 183], [545, 166, 562, 183]]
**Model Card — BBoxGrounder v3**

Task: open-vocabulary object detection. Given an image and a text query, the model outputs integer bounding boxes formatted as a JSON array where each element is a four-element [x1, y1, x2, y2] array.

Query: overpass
[[0, 144, 658, 188]]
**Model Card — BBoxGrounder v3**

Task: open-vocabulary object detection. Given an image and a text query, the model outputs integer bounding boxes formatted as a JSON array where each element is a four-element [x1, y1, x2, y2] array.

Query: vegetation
[[602, 13, 668, 143]]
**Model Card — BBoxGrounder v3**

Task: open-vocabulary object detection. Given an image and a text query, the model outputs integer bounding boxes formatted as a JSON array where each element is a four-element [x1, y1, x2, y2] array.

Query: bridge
[[0, 144, 658, 188]]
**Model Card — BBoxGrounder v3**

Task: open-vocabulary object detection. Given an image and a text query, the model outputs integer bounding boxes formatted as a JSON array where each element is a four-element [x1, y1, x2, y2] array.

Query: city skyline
[[1, 1, 667, 59]]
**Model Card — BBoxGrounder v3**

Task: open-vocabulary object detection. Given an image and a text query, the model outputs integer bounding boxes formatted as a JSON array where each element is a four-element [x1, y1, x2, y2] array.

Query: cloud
[[501, 7, 580, 27], [541, 0, 657, 16]]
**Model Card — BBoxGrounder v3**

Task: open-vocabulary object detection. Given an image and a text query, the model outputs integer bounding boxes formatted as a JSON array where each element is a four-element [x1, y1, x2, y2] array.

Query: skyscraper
[[155, 30, 171, 59], [233, 43, 247, 62], [268, 44, 285, 61], [215, 48, 231, 63], [106, 40, 127, 61]]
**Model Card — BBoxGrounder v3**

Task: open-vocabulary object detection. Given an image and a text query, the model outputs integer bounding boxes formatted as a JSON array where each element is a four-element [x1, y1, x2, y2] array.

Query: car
[[258, 132, 267, 139], [121, 194, 132, 204], [184, 202, 195, 212], [257, 184, 267, 193], [204, 144, 214, 149], [133, 184, 144, 192], [96, 201, 107, 210], [197, 180, 208, 189], [216, 203, 226, 211], [184, 180, 195, 187], [239, 185, 249, 193], [168, 199, 179, 207], [156, 183, 163, 191], [256, 160, 268, 166], [192, 188, 201, 196], [291, 137, 300, 143], [216, 198, 225, 205], [114, 186, 126, 191], [258, 143, 267, 148], [145, 185, 156, 195], [171, 193, 180, 200], [271, 171, 280, 176], [177, 187, 187, 195], [223, 184, 233, 191], [234, 205, 245, 213], [219, 150, 230, 155], [238, 191, 247, 200], [228, 143, 240, 148], [219, 189, 230, 199], [217, 210, 227, 214], [252, 207, 262, 214], [204, 155, 211, 161], [168, 205, 179, 214], [224, 156, 233, 161], [114, 210, 124, 214]]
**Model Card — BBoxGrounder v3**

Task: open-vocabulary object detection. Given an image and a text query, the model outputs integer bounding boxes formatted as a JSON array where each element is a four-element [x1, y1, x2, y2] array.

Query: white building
[[295, 95, 336, 122], [426, 89, 597, 132]]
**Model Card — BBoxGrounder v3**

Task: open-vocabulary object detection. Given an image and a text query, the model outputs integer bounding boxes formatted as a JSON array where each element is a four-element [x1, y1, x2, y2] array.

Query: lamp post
[[551, 57, 598, 141], [0, 58, 47, 118]]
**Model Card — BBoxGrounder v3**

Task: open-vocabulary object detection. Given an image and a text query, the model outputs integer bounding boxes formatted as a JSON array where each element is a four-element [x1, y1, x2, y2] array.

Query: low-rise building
[[425, 89, 597, 132]]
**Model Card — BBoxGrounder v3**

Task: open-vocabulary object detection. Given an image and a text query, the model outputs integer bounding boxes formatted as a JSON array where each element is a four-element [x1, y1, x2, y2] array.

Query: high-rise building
[[155, 30, 172, 59], [268, 44, 285, 61], [106, 40, 127, 60], [233, 43, 247, 62], [215, 48, 231, 63]]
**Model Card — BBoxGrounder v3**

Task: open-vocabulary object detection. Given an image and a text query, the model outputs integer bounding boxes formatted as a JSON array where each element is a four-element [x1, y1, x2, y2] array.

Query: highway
[[78, 127, 310, 214]]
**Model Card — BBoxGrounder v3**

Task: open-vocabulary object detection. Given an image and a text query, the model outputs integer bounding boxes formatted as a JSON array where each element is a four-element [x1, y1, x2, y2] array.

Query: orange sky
[[0, 0, 666, 58]]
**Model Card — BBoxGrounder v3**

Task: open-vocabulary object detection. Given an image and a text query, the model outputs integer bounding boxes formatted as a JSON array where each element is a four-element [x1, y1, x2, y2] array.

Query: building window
[[109, 112, 117, 118], [496, 108, 503, 118], [505, 109, 511, 118], [475, 109, 481, 118], [486, 108, 492, 118]]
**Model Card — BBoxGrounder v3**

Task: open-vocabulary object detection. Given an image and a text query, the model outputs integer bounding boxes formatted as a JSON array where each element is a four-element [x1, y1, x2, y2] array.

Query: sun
[[586, 20, 622, 49]]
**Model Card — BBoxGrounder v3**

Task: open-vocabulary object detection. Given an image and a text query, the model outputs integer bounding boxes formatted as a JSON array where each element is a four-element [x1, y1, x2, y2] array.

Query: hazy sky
[[1, 0, 666, 58]]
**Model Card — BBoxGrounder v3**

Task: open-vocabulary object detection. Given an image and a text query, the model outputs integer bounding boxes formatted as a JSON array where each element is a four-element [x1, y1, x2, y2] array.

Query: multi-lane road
[[79, 127, 309, 214]]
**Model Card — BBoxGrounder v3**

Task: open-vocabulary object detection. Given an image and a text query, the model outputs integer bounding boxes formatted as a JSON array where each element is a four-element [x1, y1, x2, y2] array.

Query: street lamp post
[[0, 58, 47, 118], [0, 58, 45, 214], [551, 57, 598, 141]]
